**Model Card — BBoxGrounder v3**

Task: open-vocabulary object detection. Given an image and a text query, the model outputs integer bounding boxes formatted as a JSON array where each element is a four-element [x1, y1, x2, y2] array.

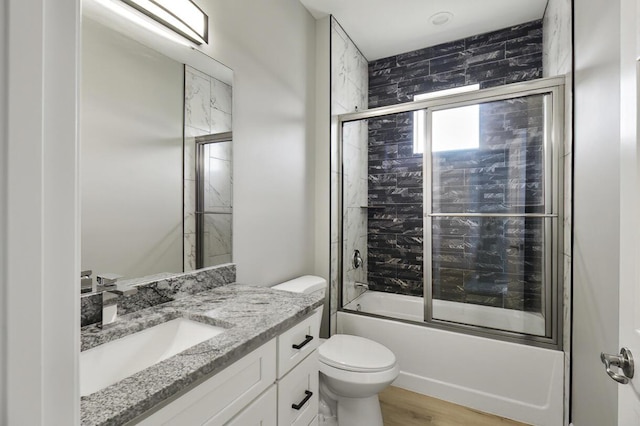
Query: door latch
[[601, 347, 634, 384]]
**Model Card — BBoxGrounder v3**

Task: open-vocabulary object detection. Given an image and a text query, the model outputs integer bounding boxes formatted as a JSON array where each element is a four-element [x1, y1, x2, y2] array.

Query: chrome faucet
[[80, 270, 93, 294], [96, 273, 137, 327]]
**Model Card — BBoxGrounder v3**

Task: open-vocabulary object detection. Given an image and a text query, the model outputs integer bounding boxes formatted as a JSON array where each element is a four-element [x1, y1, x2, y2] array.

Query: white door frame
[[1, 0, 80, 424], [618, 0, 640, 423]]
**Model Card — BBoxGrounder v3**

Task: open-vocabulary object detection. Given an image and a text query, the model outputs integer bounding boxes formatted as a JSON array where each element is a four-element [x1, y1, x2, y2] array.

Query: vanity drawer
[[277, 350, 319, 426], [225, 385, 277, 426], [277, 308, 321, 378], [136, 339, 276, 426]]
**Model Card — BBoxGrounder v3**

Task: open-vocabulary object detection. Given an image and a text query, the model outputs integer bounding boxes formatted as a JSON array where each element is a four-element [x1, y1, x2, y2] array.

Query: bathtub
[[344, 291, 546, 336], [338, 291, 564, 426]]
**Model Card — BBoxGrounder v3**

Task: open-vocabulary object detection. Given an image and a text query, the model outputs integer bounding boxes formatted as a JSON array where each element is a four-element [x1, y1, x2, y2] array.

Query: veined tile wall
[[201, 139, 233, 267], [184, 66, 233, 271], [366, 21, 544, 304], [329, 17, 368, 334], [542, 0, 572, 423]]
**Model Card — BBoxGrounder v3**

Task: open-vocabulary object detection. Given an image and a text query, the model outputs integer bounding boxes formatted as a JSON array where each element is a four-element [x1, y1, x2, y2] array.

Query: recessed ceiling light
[[430, 11, 453, 26]]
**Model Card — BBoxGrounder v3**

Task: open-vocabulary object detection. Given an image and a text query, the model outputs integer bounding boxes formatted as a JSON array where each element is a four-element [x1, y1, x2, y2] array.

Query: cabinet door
[[224, 386, 277, 426], [136, 339, 276, 425], [277, 350, 319, 426], [277, 309, 321, 378]]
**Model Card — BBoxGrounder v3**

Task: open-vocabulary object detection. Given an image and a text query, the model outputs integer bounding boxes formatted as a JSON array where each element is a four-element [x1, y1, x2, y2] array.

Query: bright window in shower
[[339, 80, 564, 348], [413, 84, 480, 154]]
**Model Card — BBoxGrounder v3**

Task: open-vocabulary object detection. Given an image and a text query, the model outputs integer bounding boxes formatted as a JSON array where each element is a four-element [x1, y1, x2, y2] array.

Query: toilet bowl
[[272, 276, 400, 426]]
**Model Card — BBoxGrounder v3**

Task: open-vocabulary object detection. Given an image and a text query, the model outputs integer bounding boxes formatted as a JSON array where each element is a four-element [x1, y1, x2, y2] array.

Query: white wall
[[195, 0, 317, 286], [0, 0, 7, 420], [3, 0, 80, 424], [81, 18, 184, 279], [618, 0, 640, 424], [573, 0, 621, 424], [314, 16, 331, 337]]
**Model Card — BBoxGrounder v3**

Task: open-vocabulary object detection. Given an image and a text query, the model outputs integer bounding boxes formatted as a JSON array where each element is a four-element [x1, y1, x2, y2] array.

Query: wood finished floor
[[379, 386, 530, 426]]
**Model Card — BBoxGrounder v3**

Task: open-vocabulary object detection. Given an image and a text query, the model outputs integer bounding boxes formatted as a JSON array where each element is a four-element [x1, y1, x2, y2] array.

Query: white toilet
[[272, 276, 400, 426]]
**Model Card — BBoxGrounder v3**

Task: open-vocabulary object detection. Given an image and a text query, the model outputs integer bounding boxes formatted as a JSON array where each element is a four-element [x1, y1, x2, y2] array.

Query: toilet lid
[[319, 335, 396, 373]]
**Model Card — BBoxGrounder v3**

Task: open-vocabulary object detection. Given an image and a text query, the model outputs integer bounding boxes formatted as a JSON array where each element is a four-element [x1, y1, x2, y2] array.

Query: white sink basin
[[80, 318, 225, 396]]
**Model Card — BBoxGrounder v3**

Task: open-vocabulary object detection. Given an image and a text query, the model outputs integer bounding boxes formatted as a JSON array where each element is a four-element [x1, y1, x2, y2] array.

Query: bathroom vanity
[[80, 281, 323, 426]]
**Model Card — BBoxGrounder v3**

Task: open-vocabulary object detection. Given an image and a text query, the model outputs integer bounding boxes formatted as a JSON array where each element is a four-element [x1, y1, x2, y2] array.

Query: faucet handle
[[96, 273, 123, 292], [96, 273, 122, 285]]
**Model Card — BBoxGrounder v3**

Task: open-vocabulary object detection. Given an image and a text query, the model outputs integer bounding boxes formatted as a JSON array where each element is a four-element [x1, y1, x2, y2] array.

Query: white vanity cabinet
[[132, 308, 322, 426], [276, 309, 321, 426]]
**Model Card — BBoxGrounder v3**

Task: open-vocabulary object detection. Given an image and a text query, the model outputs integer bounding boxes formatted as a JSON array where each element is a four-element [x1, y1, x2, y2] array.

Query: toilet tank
[[272, 276, 326, 333], [272, 275, 326, 296]]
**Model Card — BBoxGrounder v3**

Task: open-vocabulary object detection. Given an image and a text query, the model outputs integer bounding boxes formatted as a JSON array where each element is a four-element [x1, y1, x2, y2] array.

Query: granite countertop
[[80, 284, 324, 426]]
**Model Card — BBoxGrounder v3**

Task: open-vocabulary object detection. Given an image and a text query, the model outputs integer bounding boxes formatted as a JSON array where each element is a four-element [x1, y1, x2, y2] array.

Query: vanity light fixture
[[119, 0, 208, 45]]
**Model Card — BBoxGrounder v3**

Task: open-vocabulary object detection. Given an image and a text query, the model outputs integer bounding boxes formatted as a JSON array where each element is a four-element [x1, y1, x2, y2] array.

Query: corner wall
[[0, 0, 6, 420], [4, 0, 80, 423], [329, 17, 369, 334], [195, 0, 317, 286], [573, 0, 621, 424], [542, 0, 573, 423]]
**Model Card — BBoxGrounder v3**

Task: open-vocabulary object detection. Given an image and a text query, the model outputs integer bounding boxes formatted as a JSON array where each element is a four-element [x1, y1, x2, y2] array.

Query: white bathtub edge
[[393, 368, 563, 426]]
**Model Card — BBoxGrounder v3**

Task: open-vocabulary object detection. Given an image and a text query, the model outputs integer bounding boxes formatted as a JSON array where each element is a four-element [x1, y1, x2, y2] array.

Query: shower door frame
[[194, 131, 233, 270], [337, 76, 565, 350]]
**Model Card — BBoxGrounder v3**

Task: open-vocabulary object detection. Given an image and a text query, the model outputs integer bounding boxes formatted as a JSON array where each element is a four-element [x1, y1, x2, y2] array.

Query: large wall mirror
[[80, 0, 233, 289]]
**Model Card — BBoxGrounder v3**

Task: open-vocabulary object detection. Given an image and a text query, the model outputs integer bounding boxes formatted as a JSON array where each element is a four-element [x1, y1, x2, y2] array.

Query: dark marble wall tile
[[368, 20, 543, 109], [366, 21, 545, 311]]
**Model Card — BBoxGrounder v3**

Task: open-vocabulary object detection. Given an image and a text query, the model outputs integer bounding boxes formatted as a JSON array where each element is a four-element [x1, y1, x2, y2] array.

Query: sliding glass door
[[338, 78, 564, 348], [425, 93, 559, 338]]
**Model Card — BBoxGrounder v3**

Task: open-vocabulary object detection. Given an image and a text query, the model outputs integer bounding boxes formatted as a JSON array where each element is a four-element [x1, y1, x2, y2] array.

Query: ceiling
[[299, 0, 548, 60]]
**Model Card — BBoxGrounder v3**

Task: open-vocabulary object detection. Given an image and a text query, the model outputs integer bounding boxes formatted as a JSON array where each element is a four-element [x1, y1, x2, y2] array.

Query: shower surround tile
[[185, 71, 211, 133], [366, 21, 545, 309], [206, 156, 233, 209], [369, 20, 543, 109], [210, 78, 232, 115], [330, 17, 369, 325], [184, 66, 233, 271], [204, 214, 232, 258], [544, 0, 572, 416]]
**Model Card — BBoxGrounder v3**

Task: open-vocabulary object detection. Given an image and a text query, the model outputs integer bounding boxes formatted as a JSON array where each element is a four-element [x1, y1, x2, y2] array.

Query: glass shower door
[[425, 92, 559, 338], [195, 132, 233, 269]]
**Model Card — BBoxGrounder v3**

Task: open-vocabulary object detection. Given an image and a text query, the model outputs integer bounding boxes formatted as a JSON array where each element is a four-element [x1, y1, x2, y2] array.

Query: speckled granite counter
[[80, 284, 324, 426]]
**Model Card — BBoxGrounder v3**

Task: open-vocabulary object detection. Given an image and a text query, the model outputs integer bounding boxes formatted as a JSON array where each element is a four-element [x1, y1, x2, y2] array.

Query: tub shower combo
[[334, 77, 566, 425]]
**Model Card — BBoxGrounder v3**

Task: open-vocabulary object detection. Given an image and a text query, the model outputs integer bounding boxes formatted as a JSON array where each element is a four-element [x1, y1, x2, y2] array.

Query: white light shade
[[121, 0, 208, 44]]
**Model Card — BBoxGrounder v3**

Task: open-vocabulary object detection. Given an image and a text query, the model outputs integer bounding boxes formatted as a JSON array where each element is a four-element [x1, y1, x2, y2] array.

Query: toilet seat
[[319, 335, 397, 373]]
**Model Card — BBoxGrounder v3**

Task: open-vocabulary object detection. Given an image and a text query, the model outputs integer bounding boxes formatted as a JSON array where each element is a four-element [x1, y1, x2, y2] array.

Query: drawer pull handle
[[292, 335, 313, 350], [291, 390, 313, 410]]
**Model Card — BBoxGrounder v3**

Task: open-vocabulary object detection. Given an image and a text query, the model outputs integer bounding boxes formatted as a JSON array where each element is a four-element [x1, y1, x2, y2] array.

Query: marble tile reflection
[[211, 109, 232, 134], [205, 157, 232, 209], [330, 241, 339, 314], [185, 68, 211, 133], [204, 213, 232, 258], [210, 78, 232, 114]]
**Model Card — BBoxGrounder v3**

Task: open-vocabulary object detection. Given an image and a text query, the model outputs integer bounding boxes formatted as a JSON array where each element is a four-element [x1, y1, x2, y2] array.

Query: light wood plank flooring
[[379, 386, 530, 426]]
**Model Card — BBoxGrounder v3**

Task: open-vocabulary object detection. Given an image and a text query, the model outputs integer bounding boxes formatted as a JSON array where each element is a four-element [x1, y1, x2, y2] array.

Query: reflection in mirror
[[195, 133, 233, 269], [81, 17, 184, 281], [183, 68, 233, 272], [80, 4, 233, 289]]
